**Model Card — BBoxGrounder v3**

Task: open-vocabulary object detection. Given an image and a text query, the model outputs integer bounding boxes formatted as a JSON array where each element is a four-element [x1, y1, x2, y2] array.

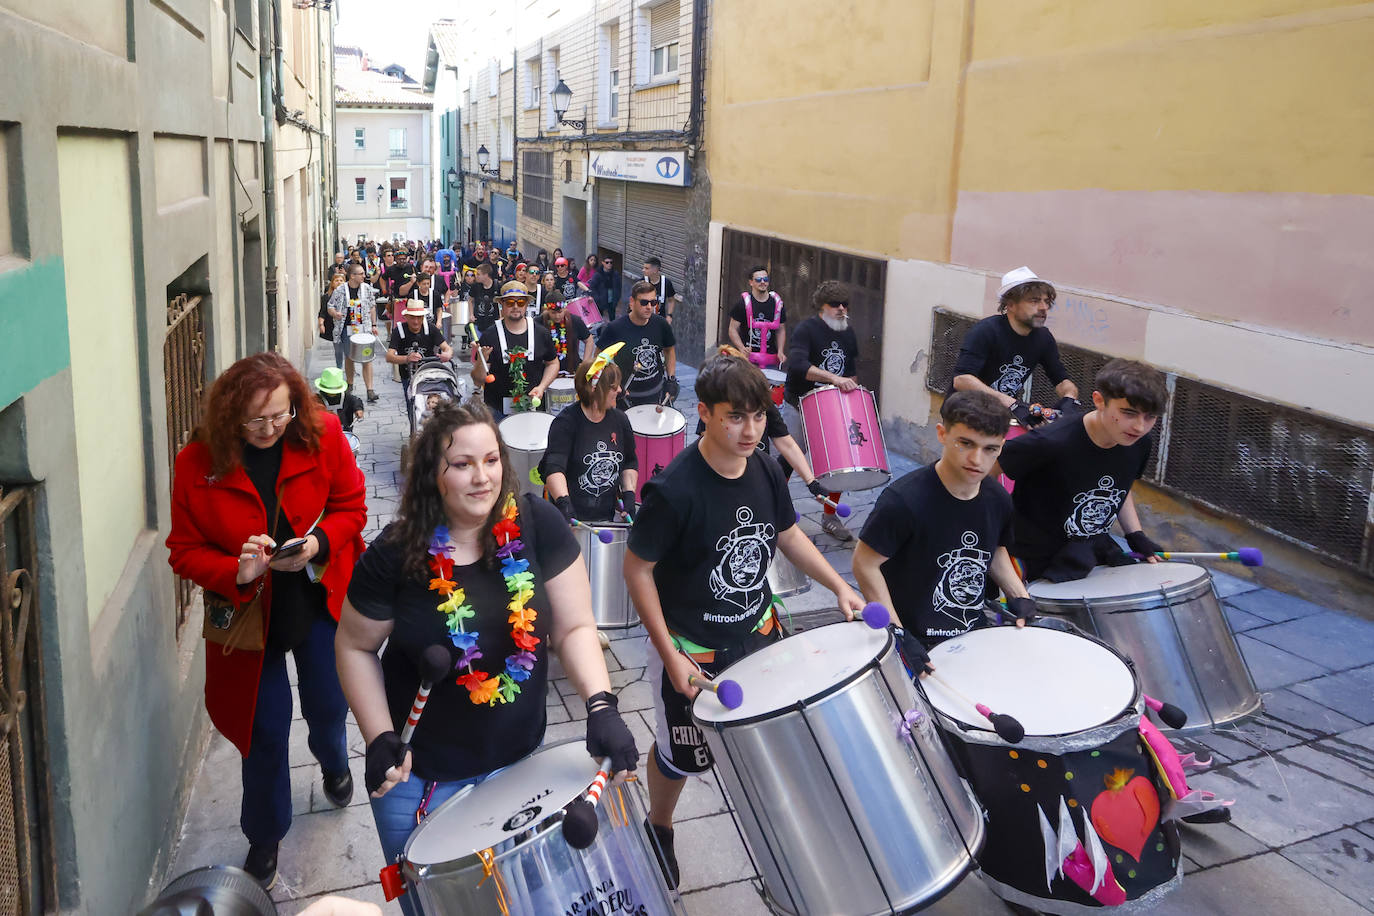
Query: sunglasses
[[826, 301, 850, 309], [752, 275, 770, 283], [637, 298, 660, 306]]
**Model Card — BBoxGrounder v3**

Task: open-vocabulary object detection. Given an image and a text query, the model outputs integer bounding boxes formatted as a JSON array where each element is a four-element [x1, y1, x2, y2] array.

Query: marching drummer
[[950, 266, 1080, 426], [539, 287, 592, 377], [783, 279, 861, 540], [596, 281, 678, 409], [727, 265, 786, 369], [541, 346, 638, 524], [624, 353, 865, 889], [335, 400, 639, 916], [997, 359, 1168, 583], [385, 302, 453, 396], [472, 282, 560, 420], [853, 391, 1038, 662]]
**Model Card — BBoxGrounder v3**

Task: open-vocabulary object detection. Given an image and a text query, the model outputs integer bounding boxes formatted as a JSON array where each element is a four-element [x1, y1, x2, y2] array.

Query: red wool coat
[[167, 413, 367, 756]]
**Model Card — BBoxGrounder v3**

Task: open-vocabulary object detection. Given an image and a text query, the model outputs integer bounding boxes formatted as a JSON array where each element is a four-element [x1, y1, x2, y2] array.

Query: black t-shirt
[[347, 497, 578, 781], [628, 444, 795, 649], [644, 275, 676, 304], [597, 316, 676, 406], [387, 264, 418, 299], [388, 321, 448, 385], [859, 464, 1012, 645], [552, 272, 581, 302], [316, 391, 364, 432], [545, 314, 592, 376], [469, 281, 501, 332], [998, 414, 1152, 564], [318, 292, 335, 339], [477, 320, 558, 410], [950, 315, 1069, 397], [540, 404, 637, 521], [785, 316, 859, 403], [729, 293, 786, 355]]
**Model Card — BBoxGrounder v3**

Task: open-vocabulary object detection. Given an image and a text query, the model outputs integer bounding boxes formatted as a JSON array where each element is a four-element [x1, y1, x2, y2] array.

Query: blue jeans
[[240, 614, 350, 846], [370, 771, 493, 916], [332, 337, 347, 369]]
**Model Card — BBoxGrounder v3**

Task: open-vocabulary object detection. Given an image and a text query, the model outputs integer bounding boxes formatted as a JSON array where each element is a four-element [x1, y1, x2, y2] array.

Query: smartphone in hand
[[271, 537, 309, 560]]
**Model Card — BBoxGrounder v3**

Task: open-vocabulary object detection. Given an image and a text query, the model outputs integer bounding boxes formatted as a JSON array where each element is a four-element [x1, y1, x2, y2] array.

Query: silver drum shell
[[573, 522, 636, 629]]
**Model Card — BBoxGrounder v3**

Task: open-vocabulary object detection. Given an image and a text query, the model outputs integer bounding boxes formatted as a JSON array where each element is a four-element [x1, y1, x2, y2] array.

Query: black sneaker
[[1182, 806, 1232, 825], [366, 389, 380, 403], [243, 842, 278, 889], [644, 818, 679, 889], [322, 768, 353, 808]]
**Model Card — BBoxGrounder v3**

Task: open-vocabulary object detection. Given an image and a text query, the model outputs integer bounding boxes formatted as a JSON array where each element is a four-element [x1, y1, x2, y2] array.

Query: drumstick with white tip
[[1131, 548, 1264, 567], [561, 757, 613, 849], [924, 672, 1026, 744]]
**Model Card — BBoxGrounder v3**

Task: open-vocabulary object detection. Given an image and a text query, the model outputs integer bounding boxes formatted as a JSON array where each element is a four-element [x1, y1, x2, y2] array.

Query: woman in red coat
[[167, 352, 367, 889]]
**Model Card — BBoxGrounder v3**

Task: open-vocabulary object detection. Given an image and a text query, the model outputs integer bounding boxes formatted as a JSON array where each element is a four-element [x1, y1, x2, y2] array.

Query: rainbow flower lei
[[550, 323, 568, 361], [427, 494, 540, 706]]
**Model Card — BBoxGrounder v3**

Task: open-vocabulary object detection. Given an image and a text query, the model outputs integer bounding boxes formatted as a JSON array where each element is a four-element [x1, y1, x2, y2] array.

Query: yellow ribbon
[[586, 342, 625, 386]]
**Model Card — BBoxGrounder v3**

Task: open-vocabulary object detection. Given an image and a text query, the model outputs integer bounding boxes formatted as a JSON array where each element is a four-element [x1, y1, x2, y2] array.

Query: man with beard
[[386, 248, 418, 304], [624, 353, 864, 890], [853, 390, 1034, 655], [472, 282, 559, 418], [782, 279, 862, 540], [950, 266, 1079, 427], [727, 265, 786, 369], [596, 281, 677, 409], [540, 293, 592, 376]]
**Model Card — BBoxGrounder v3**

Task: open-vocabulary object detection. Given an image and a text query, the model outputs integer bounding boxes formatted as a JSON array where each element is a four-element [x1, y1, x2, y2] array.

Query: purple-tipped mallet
[[860, 602, 891, 629], [690, 674, 744, 710]]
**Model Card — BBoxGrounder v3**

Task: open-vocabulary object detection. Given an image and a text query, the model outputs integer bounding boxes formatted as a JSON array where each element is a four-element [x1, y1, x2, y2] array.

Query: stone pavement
[[164, 336, 1374, 914]]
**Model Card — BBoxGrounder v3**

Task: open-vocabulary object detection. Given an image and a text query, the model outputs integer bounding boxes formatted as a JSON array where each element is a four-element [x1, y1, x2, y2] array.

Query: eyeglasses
[[242, 407, 296, 432], [752, 275, 770, 284]]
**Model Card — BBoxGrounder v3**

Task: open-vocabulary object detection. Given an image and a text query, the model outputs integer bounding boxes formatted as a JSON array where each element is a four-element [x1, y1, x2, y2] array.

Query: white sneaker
[[597, 631, 611, 650], [821, 514, 853, 541]]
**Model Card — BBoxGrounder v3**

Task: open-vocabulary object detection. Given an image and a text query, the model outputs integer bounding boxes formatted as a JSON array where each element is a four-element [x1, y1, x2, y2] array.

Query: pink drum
[[565, 295, 604, 327], [627, 405, 686, 500], [999, 421, 1028, 494], [799, 385, 890, 491]]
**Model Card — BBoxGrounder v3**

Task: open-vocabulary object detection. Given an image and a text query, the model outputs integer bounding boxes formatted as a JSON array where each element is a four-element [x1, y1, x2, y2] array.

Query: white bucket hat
[[998, 266, 1050, 298]]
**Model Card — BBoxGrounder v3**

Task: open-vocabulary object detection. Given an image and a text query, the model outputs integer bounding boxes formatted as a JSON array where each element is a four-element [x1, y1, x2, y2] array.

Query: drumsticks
[[1143, 693, 1189, 729], [1131, 548, 1264, 567], [561, 756, 612, 849], [400, 645, 454, 746], [925, 672, 1026, 744], [570, 518, 616, 544], [689, 674, 744, 709], [467, 322, 496, 383], [813, 493, 852, 517]]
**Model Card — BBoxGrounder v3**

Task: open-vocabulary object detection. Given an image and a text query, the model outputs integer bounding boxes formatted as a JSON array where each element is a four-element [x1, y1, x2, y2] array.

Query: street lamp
[[446, 166, 458, 188], [475, 145, 501, 177], [376, 184, 384, 204], [550, 78, 586, 131]]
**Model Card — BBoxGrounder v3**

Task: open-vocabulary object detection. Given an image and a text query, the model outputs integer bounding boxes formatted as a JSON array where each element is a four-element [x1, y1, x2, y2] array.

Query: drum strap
[[476, 848, 512, 916]]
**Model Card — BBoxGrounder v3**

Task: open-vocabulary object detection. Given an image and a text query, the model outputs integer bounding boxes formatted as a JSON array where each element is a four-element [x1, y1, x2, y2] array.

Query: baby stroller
[[407, 357, 473, 440]]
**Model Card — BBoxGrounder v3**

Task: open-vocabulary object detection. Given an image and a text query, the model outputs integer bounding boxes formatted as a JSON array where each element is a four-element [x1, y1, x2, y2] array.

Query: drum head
[[925, 627, 1135, 736], [351, 332, 376, 346], [499, 411, 555, 449], [548, 377, 575, 392], [761, 368, 786, 385], [694, 622, 888, 724], [1027, 562, 1207, 601], [404, 741, 595, 867], [627, 405, 685, 436]]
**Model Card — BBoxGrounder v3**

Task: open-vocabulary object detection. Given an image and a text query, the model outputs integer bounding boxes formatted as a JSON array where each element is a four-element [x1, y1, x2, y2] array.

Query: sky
[[333, 0, 447, 78]]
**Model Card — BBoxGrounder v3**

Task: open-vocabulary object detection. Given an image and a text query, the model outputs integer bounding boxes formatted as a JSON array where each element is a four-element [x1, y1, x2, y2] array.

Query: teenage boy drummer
[[853, 390, 1037, 658], [624, 353, 865, 889]]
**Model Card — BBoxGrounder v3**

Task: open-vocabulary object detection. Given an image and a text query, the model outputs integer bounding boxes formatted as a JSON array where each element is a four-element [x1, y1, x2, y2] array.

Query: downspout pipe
[[259, 0, 279, 350]]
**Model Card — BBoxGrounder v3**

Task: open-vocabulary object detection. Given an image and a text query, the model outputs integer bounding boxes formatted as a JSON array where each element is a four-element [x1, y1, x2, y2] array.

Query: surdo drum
[[572, 521, 635, 629], [1028, 563, 1261, 731], [694, 622, 984, 915], [499, 412, 555, 498], [798, 385, 891, 492], [626, 405, 686, 501], [348, 331, 379, 363], [400, 740, 683, 915], [924, 626, 1182, 912]]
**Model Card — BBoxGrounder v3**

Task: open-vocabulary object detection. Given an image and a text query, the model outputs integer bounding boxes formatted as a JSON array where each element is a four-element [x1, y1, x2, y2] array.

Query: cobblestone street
[[165, 337, 1374, 914]]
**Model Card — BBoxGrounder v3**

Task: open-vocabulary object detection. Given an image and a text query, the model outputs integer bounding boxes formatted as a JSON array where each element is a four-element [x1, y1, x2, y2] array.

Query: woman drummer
[[541, 346, 638, 524], [335, 400, 638, 915]]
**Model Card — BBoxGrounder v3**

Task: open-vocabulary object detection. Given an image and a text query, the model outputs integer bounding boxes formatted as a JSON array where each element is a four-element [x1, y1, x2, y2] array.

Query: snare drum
[[799, 385, 891, 491], [762, 368, 787, 407], [1028, 563, 1261, 730], [546, 377, 578, 414], [348, 332, 378, 363], [694, 622, 984, 916], [500, 412, 555, 497], [925, 626, 1182, 912], [343, 431, 360, 465], [401, 740, 683, 916], [626, 405, 686, 501], [573, 521, 635, 628]]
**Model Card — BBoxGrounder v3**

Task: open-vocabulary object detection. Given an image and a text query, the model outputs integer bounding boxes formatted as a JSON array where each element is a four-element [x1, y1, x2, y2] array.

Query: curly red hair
[[197, 352, 324, 477]]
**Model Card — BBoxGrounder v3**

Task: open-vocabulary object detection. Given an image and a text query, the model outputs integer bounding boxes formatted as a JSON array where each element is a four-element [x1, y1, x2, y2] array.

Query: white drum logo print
[[932, 531, 990, 629], [578, 441, 621, 497], [994, 355, 1030, 395], [820, 341, 846, 376], [632, 337, 659, 383], [1064, 476, 1127, 537], [708, 507, 774, 617]]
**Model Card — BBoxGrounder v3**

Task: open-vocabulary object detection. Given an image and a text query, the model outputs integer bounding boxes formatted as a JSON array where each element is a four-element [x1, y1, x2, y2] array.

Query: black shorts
[[648, 628, 780, 778]]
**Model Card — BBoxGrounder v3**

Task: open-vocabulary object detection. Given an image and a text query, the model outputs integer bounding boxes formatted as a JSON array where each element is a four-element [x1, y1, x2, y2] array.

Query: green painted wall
[[0, 258, 71, 412]]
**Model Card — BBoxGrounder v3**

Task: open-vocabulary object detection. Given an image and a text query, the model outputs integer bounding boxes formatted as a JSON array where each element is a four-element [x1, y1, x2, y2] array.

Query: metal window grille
[[164, 294, 206, 639], [0, 484, 58, 914], [522, 151, 554, 224]]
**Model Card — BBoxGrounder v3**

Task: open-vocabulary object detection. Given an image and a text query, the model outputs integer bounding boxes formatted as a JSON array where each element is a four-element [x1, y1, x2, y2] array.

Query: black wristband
[[585, 690, 617, 714]]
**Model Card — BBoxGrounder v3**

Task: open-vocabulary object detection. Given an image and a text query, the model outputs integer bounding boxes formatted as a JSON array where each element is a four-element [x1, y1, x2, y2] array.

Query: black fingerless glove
[[1056, 395, 1084, 416], [1009, 400, 1035, 427], [555, 494, 575, 522], [665, 376, 680, 400], [807, 479, 827, 498], [364, 731, 406, 795], [1125, 529, 1165, 558], [619, 490, 638, 521], [896, 629, 933, 677], [585, 692, 638, 774], [1007, 596, 1039, 625]]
